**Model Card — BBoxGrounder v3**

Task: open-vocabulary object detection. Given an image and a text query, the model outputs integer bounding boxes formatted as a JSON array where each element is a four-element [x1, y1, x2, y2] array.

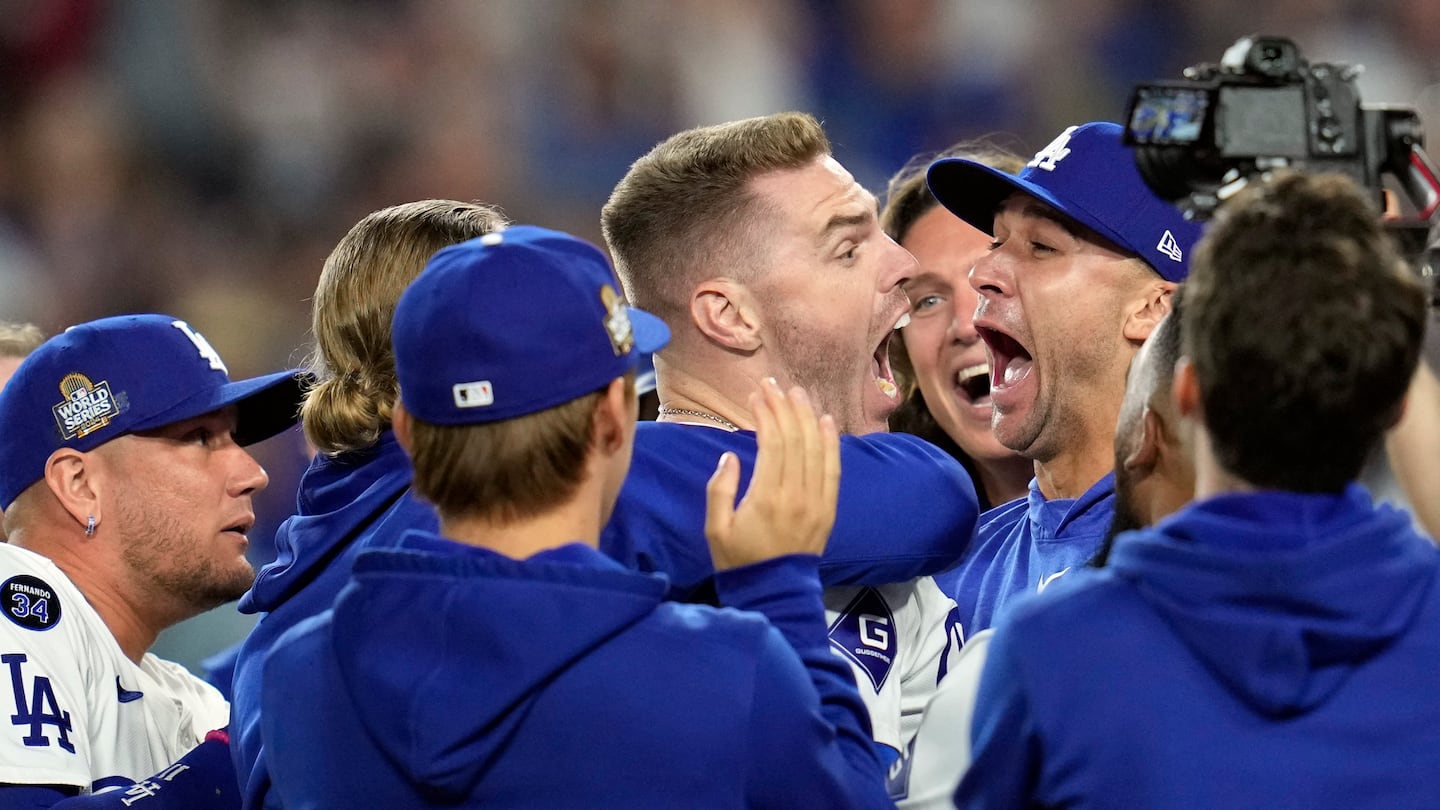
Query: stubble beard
[[769, 319, 866, 435], [117, 499, 256, 618]]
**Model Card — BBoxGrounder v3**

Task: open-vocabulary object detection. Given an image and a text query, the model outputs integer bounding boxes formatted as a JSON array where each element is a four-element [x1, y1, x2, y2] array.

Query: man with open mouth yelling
[[925, 122, 1202, 637], [602, 112, 981, 773]]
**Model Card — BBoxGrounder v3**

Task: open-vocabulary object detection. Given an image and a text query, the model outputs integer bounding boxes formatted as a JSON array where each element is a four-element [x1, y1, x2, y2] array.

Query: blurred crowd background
[[3, 0, 1439, 669]]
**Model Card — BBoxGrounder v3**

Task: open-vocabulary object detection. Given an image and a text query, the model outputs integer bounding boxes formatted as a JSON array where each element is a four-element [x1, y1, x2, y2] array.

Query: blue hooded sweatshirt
[[261, 534, 893, 808], [938, 473, 1114, 637], [226, 433, 439, 810], [229, 425, 962, 808], [956, 485, 1440, 809]]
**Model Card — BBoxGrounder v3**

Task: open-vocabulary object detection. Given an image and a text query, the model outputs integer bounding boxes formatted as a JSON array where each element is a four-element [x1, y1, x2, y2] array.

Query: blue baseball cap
[[392, 225, 670, 424], [0, 314, 306, 508], [927, 121, 1203, 282]]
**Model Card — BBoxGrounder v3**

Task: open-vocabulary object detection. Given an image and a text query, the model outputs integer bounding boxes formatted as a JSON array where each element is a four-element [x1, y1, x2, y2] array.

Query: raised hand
[[704, 378, 841, 571]]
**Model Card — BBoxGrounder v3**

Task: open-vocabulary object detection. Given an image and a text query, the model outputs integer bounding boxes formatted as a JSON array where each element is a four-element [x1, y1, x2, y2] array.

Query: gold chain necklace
[[657, 407, 740, 431]]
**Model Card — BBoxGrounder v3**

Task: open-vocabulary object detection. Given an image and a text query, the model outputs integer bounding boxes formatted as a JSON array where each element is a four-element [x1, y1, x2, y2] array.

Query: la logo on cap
[[1028, 125, 1079, 172]]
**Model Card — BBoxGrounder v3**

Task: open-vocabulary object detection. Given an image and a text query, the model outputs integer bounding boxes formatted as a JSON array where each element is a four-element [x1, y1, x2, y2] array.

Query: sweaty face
[[899, 206, 1014, 464], [970, 193, 1148, 462], [103, 407, 267, 613], [750, 155, 916, 434]]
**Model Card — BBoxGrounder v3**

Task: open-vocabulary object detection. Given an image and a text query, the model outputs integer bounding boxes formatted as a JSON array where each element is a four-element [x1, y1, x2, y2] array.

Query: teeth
[[893, 312, 911, 330], [876, 377, 898, 399], [955, 363, 988, 385], [1003, 360, 1026, 384]]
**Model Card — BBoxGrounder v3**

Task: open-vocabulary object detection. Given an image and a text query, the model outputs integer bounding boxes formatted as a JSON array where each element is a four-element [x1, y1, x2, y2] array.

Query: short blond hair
[[303, 201, 508, 455], [0, 322, 44, 360], [601, 112, 830, 320]]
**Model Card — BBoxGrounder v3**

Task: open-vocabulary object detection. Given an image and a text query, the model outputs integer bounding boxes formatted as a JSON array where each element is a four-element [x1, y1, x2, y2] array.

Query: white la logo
[[171, 320, 228, 373], [1027, 125, 1080, 172]]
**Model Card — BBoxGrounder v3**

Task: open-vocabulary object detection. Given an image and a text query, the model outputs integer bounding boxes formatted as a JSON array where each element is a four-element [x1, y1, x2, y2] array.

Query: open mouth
[[978, 326, 1033, 391], [873, 329, 898, 399], [956, 363, 991, 405]]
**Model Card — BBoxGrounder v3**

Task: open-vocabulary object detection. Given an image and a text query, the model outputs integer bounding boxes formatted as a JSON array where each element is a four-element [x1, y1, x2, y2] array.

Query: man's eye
[[1031, 241, 1056, 254], [913, 294, 944, 312], [987, 239, 1004, 251]]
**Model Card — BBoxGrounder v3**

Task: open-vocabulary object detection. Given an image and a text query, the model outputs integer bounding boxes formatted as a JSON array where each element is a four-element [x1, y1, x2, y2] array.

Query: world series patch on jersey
[[0, 544, 229, 793]]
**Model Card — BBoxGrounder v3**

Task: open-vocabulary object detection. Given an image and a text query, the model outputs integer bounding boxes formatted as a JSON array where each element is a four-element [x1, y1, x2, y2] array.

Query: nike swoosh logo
[[116, 676, 143, 703], [1037, 567, 1072, 593]]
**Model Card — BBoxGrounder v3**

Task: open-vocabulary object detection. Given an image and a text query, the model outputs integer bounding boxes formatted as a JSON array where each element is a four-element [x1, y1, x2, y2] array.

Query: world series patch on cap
[[926, 121, 1204, 282], [0, 314, 307, 508], [393, 225, 670, 425]]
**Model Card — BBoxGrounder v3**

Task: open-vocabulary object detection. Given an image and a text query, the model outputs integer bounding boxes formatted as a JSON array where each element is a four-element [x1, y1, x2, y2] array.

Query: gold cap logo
[[52, 373, 119, 439]]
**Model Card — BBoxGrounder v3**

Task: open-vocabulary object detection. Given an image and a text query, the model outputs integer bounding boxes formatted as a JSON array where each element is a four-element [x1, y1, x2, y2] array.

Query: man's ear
[[44, 448, 100, 535], [392, 400, 413, 454], [1122, 281, 1175, 343], [1121, 406, 1163, 475], [1173, 357, 1201, 421], [592, 377, 633, 456], [690, 279, 763, 352]]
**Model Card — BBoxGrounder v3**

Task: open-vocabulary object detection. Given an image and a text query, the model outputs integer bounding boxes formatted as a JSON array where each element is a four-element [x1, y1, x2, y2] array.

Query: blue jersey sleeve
[[718, 557, 894, 809], [604, 424, 978, 598]]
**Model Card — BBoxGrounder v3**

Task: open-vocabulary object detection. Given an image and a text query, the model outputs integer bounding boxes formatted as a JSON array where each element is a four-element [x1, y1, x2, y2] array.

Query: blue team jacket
[[229, 425, 966, 808], [938, 473, 1114, 636], [227, 433, 440, 810], [603, 422, 979, 602], [261, 535, 893, 809], [956, 485, 1440, 809]]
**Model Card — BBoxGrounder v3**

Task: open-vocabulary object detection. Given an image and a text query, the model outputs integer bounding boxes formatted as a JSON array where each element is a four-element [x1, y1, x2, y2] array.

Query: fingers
[[818, 412, 840, 540], [704, 451, 740, 568], [746, 379, 785, 497]]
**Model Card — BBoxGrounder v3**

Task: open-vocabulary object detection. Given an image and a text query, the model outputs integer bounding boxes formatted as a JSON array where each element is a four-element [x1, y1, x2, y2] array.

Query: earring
[[85, 515, 96, 537]]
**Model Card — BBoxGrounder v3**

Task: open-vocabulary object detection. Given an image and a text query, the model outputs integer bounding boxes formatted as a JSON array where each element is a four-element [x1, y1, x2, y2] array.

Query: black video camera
[[1122, 35, 1440, 292]]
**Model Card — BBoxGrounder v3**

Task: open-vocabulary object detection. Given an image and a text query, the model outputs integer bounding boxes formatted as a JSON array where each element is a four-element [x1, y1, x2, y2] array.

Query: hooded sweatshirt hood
[[241, 432, 432, 613], [1109, 484, 1436, 717], [329, 534, 666, 802]]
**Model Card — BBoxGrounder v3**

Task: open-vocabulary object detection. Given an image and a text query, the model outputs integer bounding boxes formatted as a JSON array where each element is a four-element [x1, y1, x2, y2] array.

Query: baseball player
[[0, 314, 303, 807], [259, 226, 891, 807], [924, 122, 1202, 634], [600, 113, 979, 786]]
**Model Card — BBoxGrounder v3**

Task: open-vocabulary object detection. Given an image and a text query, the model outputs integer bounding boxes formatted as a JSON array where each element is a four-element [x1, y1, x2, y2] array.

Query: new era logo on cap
[[927, 121, 1203, 283], [1156, 230, 1184, 263]]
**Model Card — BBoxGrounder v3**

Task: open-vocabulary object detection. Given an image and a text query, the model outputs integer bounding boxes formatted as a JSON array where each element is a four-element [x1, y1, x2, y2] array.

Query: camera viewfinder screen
[[1127, 86, 1210, 145]]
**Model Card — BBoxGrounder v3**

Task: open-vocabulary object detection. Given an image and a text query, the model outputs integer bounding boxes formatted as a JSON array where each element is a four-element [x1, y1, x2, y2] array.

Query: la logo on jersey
[[828, 587, 897, 692], [1027, 125, 1080, 172], [52, 373, 118, 440], [1156, 229, 1184, 262]]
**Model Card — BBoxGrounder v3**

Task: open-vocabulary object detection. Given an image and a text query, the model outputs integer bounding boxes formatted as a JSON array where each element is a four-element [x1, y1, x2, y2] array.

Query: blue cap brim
[[929, 157, 1144, 259], [129, 369, 308, 446], [629, 307, 670, 355]]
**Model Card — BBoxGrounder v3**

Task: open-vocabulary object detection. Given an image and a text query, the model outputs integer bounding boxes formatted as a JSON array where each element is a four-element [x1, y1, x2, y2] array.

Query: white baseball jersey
[[824, 575, 962, 763], [892, 628, 993, 808], [0, 544, 229, 792]]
